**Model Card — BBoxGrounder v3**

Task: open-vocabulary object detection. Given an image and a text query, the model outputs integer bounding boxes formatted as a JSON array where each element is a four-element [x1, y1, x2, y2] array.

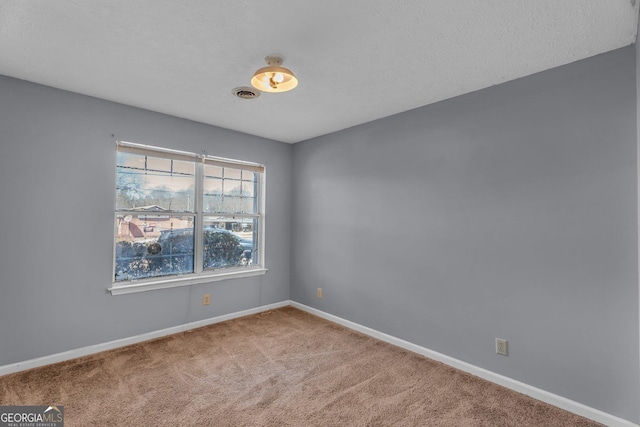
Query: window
[[111, 141, 265, 294]]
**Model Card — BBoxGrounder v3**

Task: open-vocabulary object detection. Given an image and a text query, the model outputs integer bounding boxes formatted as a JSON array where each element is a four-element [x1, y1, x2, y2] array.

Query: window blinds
[[117, 141, 265, 173]]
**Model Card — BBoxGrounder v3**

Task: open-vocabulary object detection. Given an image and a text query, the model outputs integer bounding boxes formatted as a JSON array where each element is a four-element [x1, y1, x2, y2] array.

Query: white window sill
[[108, 267, 268, 295]]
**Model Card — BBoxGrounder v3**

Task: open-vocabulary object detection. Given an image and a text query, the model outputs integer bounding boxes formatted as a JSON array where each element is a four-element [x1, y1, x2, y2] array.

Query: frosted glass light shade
[[250, 56, 298, 93]]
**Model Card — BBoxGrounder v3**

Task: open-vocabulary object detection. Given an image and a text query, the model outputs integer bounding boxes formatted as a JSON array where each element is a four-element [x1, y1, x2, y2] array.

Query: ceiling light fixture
[[251, 56, 298, 93]]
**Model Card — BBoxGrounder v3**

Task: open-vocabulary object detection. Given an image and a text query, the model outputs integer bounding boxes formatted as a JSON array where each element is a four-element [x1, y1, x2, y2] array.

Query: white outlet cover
[[496, 338, 508, 356]]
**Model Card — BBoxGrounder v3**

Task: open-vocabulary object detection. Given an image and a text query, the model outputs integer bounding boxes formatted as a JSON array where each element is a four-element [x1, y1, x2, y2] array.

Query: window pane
[[241, 171, 255, 182], [223, 167, 242, 180], [241, 180, 255, 198], [172, 159, 195, 175], [203, 168, 257, 214], [116, 152, 195, 212], [145, 156, 171, 171], [114, 143, 264, 286], [203, 176, 223, 213], [205, 164, 223, 178], [202, 217, 257, 270], [114, 215, 194, 281]]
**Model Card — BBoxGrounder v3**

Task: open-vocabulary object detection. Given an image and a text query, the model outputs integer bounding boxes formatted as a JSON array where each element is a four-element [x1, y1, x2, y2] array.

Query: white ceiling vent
[[232, 86, 261, 99]]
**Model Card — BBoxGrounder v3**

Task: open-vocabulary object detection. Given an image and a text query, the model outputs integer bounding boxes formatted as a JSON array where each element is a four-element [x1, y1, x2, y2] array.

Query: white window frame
[[109, 141, 267, 295]]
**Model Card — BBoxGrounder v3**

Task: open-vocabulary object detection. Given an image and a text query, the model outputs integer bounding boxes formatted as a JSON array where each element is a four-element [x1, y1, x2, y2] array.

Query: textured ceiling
[[0, 1, 638, 143]]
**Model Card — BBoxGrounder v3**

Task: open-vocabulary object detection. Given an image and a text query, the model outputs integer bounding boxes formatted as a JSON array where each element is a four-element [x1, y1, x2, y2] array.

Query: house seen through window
[[114, 141, 264, 284]]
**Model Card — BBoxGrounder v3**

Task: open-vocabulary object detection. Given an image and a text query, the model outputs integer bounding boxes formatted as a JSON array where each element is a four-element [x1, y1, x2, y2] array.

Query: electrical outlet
[[496, 338, 508, 356], [203, 294, 210, 306], [317, 288, 323, 298]]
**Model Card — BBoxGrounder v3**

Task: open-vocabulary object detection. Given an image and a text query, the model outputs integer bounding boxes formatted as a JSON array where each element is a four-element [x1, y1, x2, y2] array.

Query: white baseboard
[[1, 300, 636, 427], [290, 301, 639, 427], [0, 300, 289, 377]]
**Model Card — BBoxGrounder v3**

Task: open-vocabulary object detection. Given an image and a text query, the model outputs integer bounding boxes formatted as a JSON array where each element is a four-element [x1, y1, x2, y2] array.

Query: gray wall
[[291, 46, 640, 422], [636, 12, 640, 413], [1, 45, 638, 423], [0, 76, 291, 365]]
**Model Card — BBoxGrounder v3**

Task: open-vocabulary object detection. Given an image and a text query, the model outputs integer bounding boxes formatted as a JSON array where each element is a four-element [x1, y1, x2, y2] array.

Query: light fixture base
[[264, 56, 283, 67]]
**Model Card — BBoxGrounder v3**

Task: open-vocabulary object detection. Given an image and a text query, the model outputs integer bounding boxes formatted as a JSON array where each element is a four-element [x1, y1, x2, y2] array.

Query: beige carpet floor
[[0, 306, 601, 426]]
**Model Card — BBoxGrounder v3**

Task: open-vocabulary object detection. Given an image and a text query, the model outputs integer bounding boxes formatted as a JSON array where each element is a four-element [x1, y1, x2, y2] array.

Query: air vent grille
[[232, 86, 260, 99]]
